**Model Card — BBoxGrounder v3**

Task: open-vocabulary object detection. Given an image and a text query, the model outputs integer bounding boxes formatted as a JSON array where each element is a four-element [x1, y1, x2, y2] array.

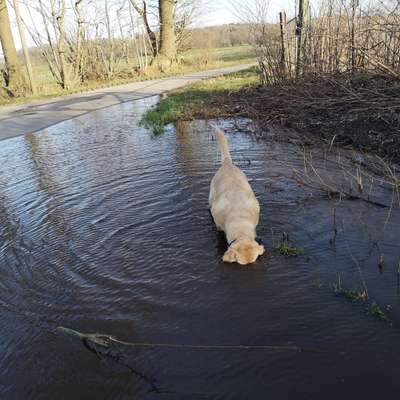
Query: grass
[[141, 66, 259, 134], [186, 45, 256, 64], [370, 301, 388, 321], [276, 242, 303, 257], [332, 275, 368, 302], [142, 98, 184, 135], [332, 276, 391, 322], [0, 45, 256, 107], [332, 278, 368, 302], [274, 233, 303, 257]]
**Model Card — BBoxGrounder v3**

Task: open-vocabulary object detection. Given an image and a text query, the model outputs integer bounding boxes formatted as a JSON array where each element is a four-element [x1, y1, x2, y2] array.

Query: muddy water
[[0, 97, 400, 399]]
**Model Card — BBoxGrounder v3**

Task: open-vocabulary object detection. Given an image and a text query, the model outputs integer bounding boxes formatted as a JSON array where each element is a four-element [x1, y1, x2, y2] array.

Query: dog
[[209, 127, 264, 265]]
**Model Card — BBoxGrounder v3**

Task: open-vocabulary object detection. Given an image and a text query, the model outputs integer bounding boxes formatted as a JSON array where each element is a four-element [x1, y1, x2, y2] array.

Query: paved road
[[0, 64, 254, 140]]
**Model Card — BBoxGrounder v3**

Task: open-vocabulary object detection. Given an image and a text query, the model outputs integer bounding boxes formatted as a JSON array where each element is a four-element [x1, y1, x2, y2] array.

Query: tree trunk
[[128, 0, 158, 57], [142, 1, 158, 57], [159, 0, 176, 60], [0, 0, 26, 94], [154, 0, 176, 70], [104, 0, 115, 78], [55, 0, 69, 89], [74, 0, 85, 82]]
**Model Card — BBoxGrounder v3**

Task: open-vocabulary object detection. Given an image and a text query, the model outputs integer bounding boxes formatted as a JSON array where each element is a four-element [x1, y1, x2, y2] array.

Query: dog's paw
[[222, 248, 237, 263]]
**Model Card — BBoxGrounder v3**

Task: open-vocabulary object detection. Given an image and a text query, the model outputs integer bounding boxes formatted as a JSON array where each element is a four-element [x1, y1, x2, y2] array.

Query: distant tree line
[[9, 22, 252, 67]]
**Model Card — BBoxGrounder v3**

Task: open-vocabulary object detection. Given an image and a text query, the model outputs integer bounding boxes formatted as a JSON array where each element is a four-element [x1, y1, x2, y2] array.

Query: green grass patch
[[331, 275, 367, 302], [370, 301, 390, 321], [332, 284, 368, 302], [274, 232, 303, 257], [141, 66, 259, 134], [331, 276, 392, 323], [277, 242, 303, 257], [142, 97, 184, 135]]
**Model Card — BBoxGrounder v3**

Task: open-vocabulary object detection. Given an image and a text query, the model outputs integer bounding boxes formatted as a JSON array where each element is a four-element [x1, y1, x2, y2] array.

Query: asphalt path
[[0, 63, 254, 140]]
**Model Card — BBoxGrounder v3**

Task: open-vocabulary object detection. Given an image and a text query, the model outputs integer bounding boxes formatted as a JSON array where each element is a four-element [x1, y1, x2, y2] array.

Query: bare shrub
[[234, 0, 400, 83]]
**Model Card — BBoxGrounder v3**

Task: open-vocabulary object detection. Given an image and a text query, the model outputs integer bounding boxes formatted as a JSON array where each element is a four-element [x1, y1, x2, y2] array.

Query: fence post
[[279, 11, 287, 77], [295, 0, 303, 78]]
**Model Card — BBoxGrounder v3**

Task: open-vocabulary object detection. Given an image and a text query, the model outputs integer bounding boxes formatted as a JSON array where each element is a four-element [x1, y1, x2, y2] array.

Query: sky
[[201, 0, 295, 26], [5, 0, 296, 52]]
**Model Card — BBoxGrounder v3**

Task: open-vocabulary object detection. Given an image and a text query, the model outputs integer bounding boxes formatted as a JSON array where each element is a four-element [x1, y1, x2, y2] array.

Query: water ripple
[[0, 98, 399, 399]]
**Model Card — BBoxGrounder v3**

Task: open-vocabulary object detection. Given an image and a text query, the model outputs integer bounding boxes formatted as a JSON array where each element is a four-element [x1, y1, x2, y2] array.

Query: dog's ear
[[223, 248, 237, 263], [258, 244, 265, 256]]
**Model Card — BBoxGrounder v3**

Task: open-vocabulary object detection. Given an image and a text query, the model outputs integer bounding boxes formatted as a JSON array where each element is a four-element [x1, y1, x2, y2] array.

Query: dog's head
[[223, 239, 265, 265]]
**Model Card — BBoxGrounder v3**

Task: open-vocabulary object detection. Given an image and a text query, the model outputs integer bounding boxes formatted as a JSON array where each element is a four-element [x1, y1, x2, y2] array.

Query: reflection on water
[[0, 96, 400, 399]]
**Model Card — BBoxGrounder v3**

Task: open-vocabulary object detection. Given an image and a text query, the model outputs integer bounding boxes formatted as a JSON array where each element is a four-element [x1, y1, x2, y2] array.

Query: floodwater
[[0, 96, 400, 399]]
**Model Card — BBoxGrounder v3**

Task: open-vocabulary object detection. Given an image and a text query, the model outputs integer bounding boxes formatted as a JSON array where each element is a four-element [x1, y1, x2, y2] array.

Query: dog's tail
[[214, 127, 232, 164]]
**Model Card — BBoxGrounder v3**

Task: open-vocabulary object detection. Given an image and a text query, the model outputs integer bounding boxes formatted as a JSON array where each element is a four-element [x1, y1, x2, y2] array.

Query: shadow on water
[[0, 95, 400, 399]]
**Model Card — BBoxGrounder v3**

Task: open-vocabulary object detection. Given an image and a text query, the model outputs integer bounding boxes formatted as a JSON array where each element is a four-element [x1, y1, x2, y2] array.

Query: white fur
[[209, 127, 264, 265]]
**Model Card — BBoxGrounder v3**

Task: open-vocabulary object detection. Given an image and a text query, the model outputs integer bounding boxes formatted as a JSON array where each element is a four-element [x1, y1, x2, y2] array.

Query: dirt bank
[[178, 72, 400, 164]]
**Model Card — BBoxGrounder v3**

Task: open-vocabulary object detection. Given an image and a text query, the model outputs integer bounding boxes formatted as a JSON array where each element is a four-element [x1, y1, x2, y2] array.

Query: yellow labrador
[[209, 127, 264, 265]]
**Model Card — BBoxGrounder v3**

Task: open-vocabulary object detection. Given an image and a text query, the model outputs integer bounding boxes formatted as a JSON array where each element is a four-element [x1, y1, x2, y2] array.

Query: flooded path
[[0, 97, 400, 399], [0, 63, 254, 140]]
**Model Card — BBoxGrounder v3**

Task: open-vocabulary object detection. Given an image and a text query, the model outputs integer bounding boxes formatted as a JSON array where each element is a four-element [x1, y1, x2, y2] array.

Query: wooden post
[[12, 0, 36, 93], [295, 0, 304, 78], [349, 0, 358, 72], [279, 11, 287, 76]]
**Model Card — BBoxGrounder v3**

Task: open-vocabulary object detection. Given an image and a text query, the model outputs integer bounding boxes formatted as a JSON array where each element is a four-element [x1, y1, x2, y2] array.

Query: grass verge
[[143, 66, 400, 163], [141, 66, 259, 134]]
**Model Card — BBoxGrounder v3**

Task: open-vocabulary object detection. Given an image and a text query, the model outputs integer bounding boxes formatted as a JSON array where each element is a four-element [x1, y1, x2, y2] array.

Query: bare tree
[[104, 0, 116, 78], [1, 0, 204, 94], [12, 0, 36, 93], [156, 0, 176, 65], [24, 0, 67, 88], [54, 0, 69, 88], [128, 0, 200, 69], [174, 0, 201, 51], [73, 0, 86, 82], [0, 0, 26, 94], [237, 0, 400, 84], [128, 1, 148, 69], [128, 0, 158, 56], [24, 0, 89, 88]]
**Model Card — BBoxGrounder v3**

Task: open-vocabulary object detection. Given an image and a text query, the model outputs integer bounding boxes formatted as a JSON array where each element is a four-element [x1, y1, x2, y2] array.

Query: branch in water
[[57, 326, 343, 354]]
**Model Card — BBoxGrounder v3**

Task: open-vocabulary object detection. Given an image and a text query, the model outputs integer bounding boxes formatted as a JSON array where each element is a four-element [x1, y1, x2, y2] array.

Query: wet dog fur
[[209, 127, 264, 265]]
